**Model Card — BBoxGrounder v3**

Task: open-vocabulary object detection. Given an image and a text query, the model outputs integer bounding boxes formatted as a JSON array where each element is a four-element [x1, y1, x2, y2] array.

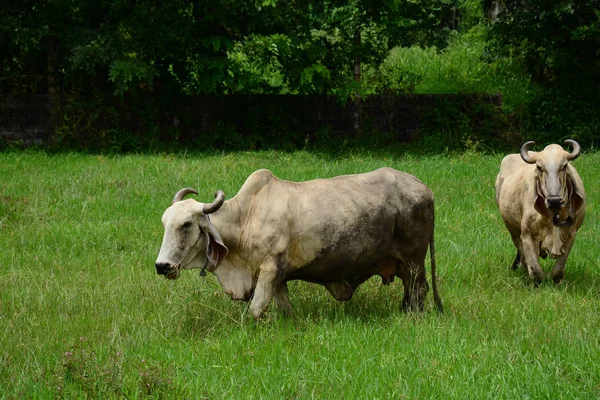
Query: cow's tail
[[429, 229, 443, 313]]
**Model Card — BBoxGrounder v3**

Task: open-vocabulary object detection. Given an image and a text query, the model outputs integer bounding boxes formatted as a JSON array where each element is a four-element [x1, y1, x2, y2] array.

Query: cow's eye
[[181, 221, 192, 230]]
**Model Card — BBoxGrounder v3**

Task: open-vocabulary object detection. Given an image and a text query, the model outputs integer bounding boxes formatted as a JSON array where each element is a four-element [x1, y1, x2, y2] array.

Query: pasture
[[1, 150, 599, 398]]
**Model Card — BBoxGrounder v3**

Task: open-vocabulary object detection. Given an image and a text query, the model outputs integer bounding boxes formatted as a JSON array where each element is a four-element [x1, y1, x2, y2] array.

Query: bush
[[378, 28, 534, 109]]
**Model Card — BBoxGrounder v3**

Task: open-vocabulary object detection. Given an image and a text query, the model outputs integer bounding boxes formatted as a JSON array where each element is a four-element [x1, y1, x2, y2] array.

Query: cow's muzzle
[[155, 262, 171, 275], [155, 262, 179, 279], [546, 196, 564, 212], [553, 214, 574, 228]]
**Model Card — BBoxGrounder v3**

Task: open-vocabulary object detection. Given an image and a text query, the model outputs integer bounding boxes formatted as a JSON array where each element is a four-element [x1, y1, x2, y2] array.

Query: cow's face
[[155, 192, 228, 280], [520, 140, 584, 226], [534, 144, 571, 211]]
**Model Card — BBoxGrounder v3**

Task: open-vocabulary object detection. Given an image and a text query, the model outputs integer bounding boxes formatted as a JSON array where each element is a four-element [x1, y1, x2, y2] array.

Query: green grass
[[1, 150, 599, 399]]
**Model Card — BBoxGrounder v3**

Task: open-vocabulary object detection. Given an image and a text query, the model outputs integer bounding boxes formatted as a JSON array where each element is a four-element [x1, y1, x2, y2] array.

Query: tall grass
[[1, 150, 599, 398]]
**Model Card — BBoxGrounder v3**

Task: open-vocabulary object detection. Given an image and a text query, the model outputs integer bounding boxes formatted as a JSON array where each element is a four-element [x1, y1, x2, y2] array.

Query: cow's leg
[[551, 239, 575, 284], [511, 252, 521, 270], [509, 233, 522, 270], [396, 259, 428, 311], [395, 261, 411, 309], [273, 281, 293, 315], [250, 259, 282, 319], [521, 233, 543, 284]]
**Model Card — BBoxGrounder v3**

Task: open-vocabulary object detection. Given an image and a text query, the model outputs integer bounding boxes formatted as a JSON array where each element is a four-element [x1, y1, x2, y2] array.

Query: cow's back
[[278, 168, 433, 278], [214, 167, 435, 298]]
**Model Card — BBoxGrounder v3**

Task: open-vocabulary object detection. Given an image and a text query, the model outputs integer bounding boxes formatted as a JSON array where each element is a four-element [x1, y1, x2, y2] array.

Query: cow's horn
[[172, 188, 198, 204], [520, 141, 537, 164], [564, 139, 581, 161], [203, 190, 225, 214]]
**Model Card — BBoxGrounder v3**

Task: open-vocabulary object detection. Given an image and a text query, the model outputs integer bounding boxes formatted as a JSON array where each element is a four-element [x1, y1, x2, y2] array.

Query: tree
[[490, 0, 600, 139], [0, 0, 458, 147], [226, 0, 456, 96], [1, 0, 456, 98]]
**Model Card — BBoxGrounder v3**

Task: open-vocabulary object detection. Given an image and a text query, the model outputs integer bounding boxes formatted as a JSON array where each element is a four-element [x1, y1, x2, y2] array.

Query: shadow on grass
[[558, 262, 600, 295], [176, 277, 443, 337], [507, 258, 600, 295], [174, 256, 598, 337]]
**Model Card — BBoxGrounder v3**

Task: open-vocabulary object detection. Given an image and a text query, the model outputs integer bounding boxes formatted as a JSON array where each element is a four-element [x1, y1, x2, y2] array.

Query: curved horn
[[172, 188, 198, 204], [520, 141, 537, 164], [203, 190, 225, 214], [564, 139, 581, 161]]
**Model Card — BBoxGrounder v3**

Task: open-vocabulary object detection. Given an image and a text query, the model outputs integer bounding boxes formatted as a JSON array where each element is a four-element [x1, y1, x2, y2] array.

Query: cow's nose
[[155, 262, 171, 275], [547, 196, 564, 210]]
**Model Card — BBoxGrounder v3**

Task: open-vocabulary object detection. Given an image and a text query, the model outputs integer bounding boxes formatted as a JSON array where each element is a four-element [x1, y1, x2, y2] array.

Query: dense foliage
[[490, 0, 600, 143], [1, 0, 599, 150], [0, 0, 454, 97]]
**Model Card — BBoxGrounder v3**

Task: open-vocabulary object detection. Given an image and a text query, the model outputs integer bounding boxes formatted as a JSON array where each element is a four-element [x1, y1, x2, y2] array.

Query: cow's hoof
[[510, 253, 520, 270], [528, 267, 543, 284], [551, 272, 565, 285], [401, 298, 424, 313]]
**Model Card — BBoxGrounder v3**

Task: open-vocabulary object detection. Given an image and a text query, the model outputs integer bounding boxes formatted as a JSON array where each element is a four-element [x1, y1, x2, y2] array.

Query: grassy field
[[1, 149, 599, 399]]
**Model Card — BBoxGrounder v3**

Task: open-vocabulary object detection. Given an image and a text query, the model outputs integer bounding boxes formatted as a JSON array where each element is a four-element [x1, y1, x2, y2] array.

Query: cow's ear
[[566, 165, 585, 215], [203, 221, 228, 269], [534, 195, 551, 218], [534, 179, 552, 218]]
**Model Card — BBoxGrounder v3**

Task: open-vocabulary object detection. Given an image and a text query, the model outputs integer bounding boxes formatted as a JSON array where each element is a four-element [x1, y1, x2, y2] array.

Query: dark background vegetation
[[1, 0, 599, 152]]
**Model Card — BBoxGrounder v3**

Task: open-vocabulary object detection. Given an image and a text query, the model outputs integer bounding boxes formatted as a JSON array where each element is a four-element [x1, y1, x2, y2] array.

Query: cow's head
[[155, 188, 228, 280], [520, 140, 585, 227]]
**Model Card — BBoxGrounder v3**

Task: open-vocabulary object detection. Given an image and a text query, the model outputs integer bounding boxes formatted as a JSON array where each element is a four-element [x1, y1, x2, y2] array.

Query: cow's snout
[[155, 262, 171, 275], [546, 196, 564, 211]]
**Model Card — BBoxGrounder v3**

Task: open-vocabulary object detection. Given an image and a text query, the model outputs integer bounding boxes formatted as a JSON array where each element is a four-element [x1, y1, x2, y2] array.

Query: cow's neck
[[208, 197, 244, 252], [206, 197, 258, 298]]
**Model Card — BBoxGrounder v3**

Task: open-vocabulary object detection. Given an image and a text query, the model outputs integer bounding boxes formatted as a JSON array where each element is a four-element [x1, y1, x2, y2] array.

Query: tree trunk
[[47, 34, 58, 145], [353, 28, 362, 136], [451, 6, 457, 30], [486, 0, 503, 21]]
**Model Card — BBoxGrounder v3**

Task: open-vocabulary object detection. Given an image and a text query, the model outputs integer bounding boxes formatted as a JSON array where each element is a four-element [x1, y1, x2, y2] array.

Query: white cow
[[156, 168, 443, 319], [495, 140, 586, 283]]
